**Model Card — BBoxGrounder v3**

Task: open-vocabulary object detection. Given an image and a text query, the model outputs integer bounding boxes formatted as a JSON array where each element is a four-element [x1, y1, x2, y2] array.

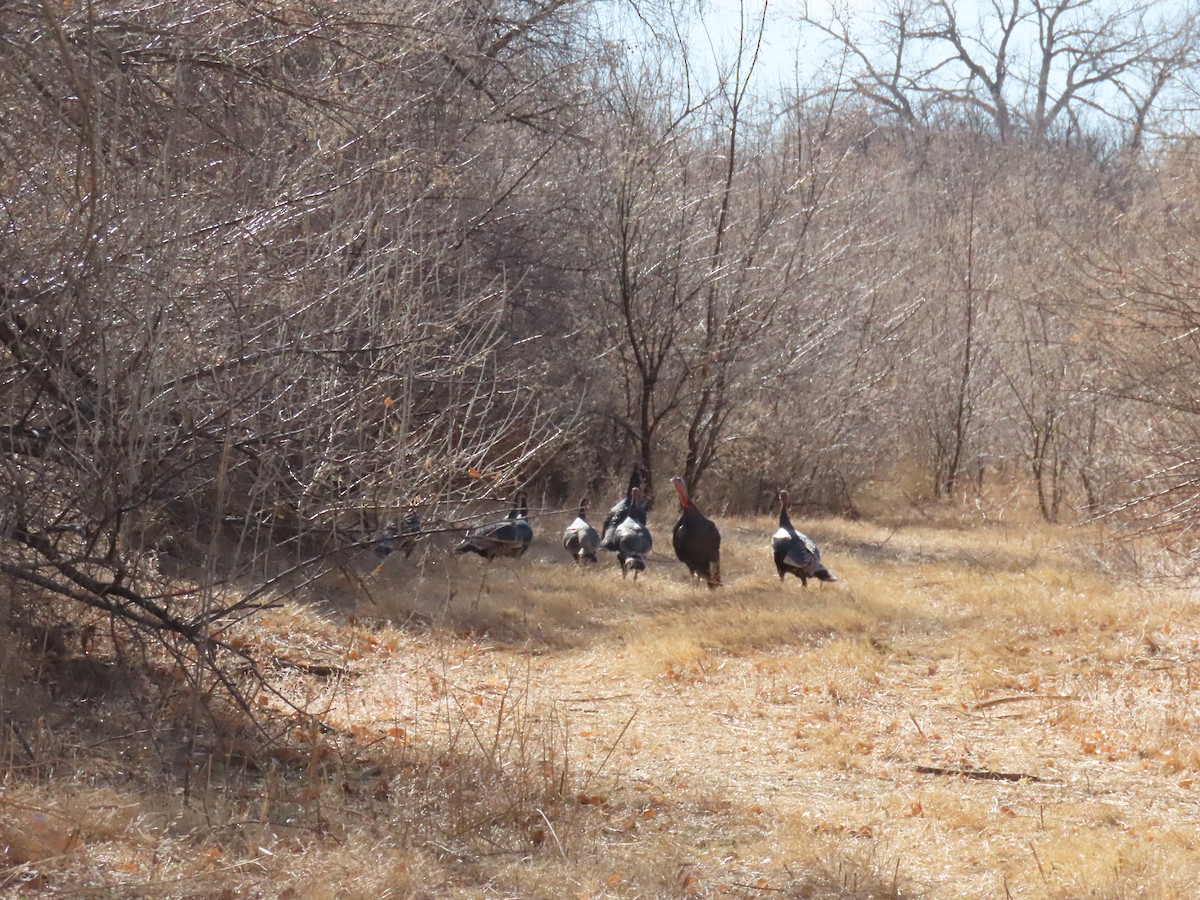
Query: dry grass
[[4, 502, 1200, 897]]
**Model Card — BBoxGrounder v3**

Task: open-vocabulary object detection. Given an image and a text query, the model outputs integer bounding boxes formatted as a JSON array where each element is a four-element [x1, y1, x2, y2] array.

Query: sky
[[601, 0, 886, 94], [610, 0, 1191, 138], [682, 0, 874, 89]]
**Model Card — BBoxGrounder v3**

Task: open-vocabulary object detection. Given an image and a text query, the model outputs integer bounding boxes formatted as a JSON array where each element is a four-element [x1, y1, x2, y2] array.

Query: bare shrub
[[0, 0, 582, 721]]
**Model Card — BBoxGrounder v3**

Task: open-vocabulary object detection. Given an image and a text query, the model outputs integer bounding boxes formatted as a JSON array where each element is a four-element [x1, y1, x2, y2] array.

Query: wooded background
[[4, 0, 1200, 645]]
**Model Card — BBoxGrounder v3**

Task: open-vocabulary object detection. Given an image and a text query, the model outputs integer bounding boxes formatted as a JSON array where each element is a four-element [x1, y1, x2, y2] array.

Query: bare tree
[[937, 175, 991, 495], [800, 0, 926, 126], [797, 0, 1200, 147], [0, 0, 586, 706], [579, 0, 855, 501], [1079, 142, 1200, 557]]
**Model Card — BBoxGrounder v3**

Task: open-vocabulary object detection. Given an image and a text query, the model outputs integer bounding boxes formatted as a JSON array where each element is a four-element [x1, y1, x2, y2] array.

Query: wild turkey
[[670, 476, 721, 588], [563, 497, 601, 564], [773, 490, 836, 586], [613, 486, 653, 578], [455, 494, 533, 560], [601, 469, 642, 550], [374, 508, 422, 560]]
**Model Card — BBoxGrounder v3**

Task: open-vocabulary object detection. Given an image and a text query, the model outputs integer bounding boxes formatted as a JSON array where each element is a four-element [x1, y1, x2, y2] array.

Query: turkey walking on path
[[601, 469, 642, 551], [614, 486, 652, 578], [455, 494, 533, 560], [773, 490, 836, 586], [563, 497, 601, 564], [671, 476, 721, 588]]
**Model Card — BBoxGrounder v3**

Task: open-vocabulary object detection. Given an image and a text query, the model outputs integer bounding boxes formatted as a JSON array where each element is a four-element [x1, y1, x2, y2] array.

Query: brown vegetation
[[5, 0, 1200, 894], [4, 504, 1200, 897]]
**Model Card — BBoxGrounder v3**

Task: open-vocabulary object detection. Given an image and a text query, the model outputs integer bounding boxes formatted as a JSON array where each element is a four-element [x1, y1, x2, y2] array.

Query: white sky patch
[[616, 0, 963, 92], [596, 0, 1192, 138]]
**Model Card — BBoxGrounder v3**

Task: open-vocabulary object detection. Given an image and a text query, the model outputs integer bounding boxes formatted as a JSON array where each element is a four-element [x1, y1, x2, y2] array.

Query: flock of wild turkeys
[[377, 472, 837, 588]]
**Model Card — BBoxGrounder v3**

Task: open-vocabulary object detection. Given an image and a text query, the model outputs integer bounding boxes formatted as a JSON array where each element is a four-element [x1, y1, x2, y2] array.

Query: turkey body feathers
[[671, 476, 721, 588], [614, 512, 652, 579], [455, 494, 533, 560], [601, 469, 642, 550], [563, 498, 600, 563], [773, 490, 835, 586]]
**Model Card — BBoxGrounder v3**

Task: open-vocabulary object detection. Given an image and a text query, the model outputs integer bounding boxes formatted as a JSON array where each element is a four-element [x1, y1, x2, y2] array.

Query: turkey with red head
[[670, 476, 721, 588], [773, 490, 836, 586]]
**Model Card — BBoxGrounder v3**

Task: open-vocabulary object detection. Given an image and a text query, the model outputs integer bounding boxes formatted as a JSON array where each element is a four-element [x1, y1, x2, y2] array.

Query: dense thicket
[[0, 0, 592, 661], [3, 0, 1200, 660]]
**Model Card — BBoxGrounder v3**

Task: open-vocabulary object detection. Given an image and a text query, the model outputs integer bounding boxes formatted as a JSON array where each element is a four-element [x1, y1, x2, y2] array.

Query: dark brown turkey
[[671, 476, 721, 588], [773, 490, 836, 586]]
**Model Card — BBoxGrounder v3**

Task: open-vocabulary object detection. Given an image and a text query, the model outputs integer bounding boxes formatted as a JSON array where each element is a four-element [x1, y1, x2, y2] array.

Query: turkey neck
[[672, 476, 694, 512], [778, 491, 793, 532]]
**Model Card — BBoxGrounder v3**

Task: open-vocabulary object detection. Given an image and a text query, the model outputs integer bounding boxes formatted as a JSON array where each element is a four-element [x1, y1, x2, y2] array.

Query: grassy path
[[5, 514, 1200, 897]]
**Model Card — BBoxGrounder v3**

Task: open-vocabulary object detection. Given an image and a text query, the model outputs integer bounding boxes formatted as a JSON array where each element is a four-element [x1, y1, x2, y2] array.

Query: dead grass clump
[[369, 554, 619, 649], [756, 834, 919, 899], [259, 844, 442, 900], [1032, 830, 1200, 898], [480, 832, 703, 898], [0, 782, 231, 893], [792, 718, 881, 772], [612, 589, 877, 681], [232, 611, 623, 864], [0, 790, 89, 875], [384, 685, 578, 856], [788, 636, 889, 704], [0, 590, 632, 895]]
